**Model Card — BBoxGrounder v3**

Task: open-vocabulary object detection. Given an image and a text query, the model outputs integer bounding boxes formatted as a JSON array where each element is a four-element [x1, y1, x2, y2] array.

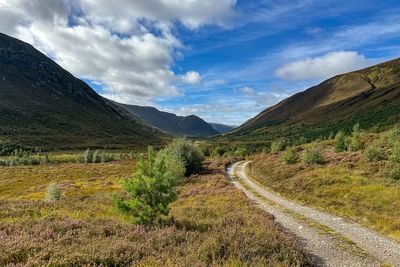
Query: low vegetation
[[249, 124, 400, 241], [0, 148, 137, 167], [302, 147, 326, 165], [0, 143, 309, 266], [43, 183, 62, 202], [281, 147, 298, 165]]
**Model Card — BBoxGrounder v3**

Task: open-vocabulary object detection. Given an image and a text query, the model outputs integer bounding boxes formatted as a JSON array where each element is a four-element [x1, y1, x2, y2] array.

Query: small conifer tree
[[113, 146, 183, 224]]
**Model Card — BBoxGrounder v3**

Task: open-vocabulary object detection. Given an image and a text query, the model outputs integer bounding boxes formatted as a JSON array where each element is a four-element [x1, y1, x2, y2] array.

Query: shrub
[[334, 130, 347, 152], [270, 140, 286, 153], [162, 139, 204, 176], [92, 150, 101, 163], [40, 154, 51, 165], [380, 124, 400, 148], [44, 183, 62, 202], [81, 148, 93, 164], [281, 147, 298, 165], [303, 147, 326, 165], [384, 164, 400, 180], [156, 149, 185, 180], [364, 145, 385, 162], [235, 147, 247, 157], [101, 152, 115, 163], [113, 147, 183, 224], [389, 142, 400, 164], [347, 123, 364, 152], [211, 146, 225, 157]]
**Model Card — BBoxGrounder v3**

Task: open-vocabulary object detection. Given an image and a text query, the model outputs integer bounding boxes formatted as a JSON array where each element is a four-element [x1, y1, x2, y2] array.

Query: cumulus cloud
[[77, 0, 237, 31], [178, 71, 203, 85], [275, 51, 370, 81], [0, 0, 236, 104]]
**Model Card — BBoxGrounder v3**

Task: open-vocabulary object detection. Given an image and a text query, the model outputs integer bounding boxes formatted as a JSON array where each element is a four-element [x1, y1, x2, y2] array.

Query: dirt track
[[227, 161, 400, 267]]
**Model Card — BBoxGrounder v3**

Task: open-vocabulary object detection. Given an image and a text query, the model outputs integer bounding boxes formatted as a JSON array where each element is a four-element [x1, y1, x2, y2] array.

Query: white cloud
[[77, 0, 237, 31], [0, 0, 236, 104], [235, 86, 257, 95], [178, 71, 203, 85], [211, 79, 225, 85], [275, 51, 370, 81]]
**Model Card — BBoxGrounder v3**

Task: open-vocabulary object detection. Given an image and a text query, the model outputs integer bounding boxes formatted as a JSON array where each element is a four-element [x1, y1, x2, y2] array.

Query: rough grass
[[250, 139, 400, 241], [0, 157, 309, 266]]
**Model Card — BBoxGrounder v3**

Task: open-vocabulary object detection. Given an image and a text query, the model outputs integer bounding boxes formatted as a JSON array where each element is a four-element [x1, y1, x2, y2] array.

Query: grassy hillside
[[0, 33, 167, 150], [248, 124, 400, 241], [224, 58, 400, 144], [116, 102, 219, 137], [0, 157, 308, 266]]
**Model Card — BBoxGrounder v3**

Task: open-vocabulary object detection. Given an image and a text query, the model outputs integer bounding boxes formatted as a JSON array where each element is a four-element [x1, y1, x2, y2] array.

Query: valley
[[1, 1, 400, 266]]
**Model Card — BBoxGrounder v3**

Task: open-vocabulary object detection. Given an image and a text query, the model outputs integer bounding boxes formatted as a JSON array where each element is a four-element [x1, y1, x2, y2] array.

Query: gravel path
[[227, 161, 400, 267]]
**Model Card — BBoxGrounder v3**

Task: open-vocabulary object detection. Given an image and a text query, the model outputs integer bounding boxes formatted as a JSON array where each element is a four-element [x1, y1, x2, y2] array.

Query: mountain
[[226, 58, 400, 142], [0, 33, 166, 149], [115, 103, 219, 137], [209, 123, 237, 134]]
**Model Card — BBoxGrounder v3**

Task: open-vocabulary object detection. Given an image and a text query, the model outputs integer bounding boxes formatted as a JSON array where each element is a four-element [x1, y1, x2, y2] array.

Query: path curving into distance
[[227, 161, 400, 267]]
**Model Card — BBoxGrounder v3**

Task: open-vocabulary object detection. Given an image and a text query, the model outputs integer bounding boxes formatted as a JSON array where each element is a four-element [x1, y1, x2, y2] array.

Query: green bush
[[40, 155, 51, 165], [211, 146, 225, 157], [113, 147, 183, 224], [347, 123, 364, 152], [235, 147, 247, 157], [389, 142, 400, 164], [44, 183, 62, 202], [81, 148, 93, 164], [162, 139, 204, 177], [380, 124, 400, 148], [281, 147, 298, 165], [384, 164, 400, 180], [334, 131, 347, 152], [271, 140, 286, 153], [92, 150, 101, 163], [303, 148, 326, 165], [156, 149, 185, 180], [364, 145, 385, 162]]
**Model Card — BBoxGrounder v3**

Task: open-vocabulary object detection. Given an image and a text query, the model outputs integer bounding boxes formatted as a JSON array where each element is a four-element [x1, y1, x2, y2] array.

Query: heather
[[249, 125, 400, 241], [0, 157, 308, 266]]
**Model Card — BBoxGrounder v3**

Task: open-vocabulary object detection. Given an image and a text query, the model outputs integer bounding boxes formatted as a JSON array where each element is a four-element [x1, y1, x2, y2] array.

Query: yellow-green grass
[[0, 149, 137, 165], [0, 160, 135, 200], [0, 158, 308, 266], [250, 143, 400, 241]]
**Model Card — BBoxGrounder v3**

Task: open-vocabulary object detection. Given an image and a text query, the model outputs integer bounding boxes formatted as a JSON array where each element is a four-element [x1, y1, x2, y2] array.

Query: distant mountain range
[[208, 123, 236, 134], [3, 32, 399, 149], [226, 58, 400, 143], [115, 103, 235, 137], [0, 33, 166, 149]]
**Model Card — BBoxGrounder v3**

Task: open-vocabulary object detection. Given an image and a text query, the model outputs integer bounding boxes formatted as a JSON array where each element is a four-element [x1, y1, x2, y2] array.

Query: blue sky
[[157, 0, 400, 124], [1, 0, 400, 125]]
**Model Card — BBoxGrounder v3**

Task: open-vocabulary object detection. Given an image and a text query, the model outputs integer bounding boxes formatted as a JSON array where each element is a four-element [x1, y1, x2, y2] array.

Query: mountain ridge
[[115, 102, 220, 137], [225, 58, 400, 142], [0, 32, 166, 149]]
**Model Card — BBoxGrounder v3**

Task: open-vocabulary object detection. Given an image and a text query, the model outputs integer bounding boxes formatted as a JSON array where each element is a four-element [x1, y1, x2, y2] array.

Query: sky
[[1, 0, 400, 125]]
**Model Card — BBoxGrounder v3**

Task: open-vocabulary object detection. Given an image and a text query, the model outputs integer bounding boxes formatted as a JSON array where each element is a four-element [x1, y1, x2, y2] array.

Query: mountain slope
[[227, 58, 400, 142], [0, 33, 166, 149], [209, 123, 237, 134], [115, 103, 219, 137]]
